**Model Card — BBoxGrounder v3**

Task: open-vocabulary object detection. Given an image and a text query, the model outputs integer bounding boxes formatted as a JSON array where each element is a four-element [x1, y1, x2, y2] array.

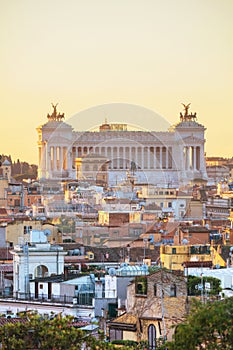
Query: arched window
[[148, 324, 156, 350], [34, 265, 48, 278]]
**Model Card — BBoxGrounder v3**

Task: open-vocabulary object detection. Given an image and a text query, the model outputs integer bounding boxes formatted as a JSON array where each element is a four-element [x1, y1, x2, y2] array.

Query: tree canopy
[[0, 314, 84, 350], [161, 296, 233, 350], [187, 275, 222, 297], [0, 313, 140, 350]]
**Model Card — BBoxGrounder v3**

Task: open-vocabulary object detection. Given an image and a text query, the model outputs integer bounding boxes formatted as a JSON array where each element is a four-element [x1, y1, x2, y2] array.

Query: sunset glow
[[1, 0, 232, 163]]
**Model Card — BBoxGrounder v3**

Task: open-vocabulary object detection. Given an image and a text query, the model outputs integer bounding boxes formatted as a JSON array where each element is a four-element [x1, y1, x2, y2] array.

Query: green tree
[[0, 314, 84, 350], [188, 275, 222, 296], [161, 297, 233, 350], [0, 314, 136, 350]]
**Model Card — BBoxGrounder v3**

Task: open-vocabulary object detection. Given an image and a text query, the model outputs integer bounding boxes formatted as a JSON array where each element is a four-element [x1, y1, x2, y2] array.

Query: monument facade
[[37, 104, 208, 186]]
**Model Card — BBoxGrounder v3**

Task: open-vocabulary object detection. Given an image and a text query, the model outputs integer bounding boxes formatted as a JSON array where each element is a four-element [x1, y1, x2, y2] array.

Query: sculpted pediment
[[48, 136, 71, 144], [182, 135, 203, 143]]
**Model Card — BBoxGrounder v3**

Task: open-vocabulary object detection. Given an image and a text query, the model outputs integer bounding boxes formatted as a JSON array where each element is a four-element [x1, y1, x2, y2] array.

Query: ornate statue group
[[180, 103, 197, 122], [47, 103, 65, 122], [46, 102, 196, 124]]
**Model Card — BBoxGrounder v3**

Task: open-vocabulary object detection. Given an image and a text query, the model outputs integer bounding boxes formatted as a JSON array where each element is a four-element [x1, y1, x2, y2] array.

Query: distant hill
[[0, 154, 38, 181]]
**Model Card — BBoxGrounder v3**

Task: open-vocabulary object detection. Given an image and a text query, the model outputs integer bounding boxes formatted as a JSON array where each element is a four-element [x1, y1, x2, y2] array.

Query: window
[[14, 199, 20, 206], [170, 283, 176, 297], [148, 324, 156, 350], [154, 284, 157, 297], [109, 329, 123, 341], [172, 248, 176, 254], [24, 226, 32, 234], [135, 277, 147, 295], [129, 228, 142, 236]]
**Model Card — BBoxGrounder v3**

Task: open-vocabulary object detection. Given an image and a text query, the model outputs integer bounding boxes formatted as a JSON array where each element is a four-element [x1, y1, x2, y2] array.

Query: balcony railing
[[0, 292, 94, 306]]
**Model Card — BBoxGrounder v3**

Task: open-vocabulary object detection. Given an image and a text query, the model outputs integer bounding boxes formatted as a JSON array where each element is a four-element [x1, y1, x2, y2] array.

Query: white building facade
[[37, 105, 208, 187], [11, 230, 66, 299]]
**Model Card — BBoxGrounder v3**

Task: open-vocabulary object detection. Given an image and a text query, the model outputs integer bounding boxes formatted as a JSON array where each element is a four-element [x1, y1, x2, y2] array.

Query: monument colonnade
[[39, 141, 202, 180]]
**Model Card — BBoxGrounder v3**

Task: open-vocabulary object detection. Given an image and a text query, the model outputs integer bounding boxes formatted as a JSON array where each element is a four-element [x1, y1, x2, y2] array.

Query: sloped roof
[[102, 238, 133, 248], [0, 208, 8, 216], [180, 226, 209, 233], [42, 121, 72, 129], [2, 159, 11, 166], [108, 312, 137, 331]]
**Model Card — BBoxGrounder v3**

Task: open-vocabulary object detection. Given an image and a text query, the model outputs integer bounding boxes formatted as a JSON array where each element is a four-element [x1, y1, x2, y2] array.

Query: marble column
[[117, 147, 120, 169], [122, 147, 125, 169], [53, 146, 55, 171], [187, 147, 191, 170], [196, 146, 200, 170], [166, 147, 169, 169], [45, 143, 50, 177], [60, 146, 62, 170], [199, 145, 205, 172]]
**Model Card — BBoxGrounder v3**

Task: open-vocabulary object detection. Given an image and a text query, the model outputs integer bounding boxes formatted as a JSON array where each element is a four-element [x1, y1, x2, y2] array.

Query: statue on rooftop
[[182, 103, 191, 117], [47, 103, 65, 121], [180, 103, 197, 122]]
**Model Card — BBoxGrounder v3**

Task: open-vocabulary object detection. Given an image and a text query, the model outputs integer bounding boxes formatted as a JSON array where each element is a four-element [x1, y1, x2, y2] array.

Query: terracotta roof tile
[[111, 312, 137, 325], [0, 208, 8, 215]]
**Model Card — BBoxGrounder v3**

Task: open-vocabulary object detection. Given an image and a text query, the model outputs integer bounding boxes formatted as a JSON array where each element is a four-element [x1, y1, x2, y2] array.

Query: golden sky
[[0, 0, 232, 164]]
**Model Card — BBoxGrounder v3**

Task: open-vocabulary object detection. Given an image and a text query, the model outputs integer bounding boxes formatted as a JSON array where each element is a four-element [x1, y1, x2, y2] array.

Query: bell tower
[[1, 159, 12, 182]]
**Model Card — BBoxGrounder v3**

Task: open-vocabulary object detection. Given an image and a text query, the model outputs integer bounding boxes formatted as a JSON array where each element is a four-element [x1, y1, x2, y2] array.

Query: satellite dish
[[182, 239, 189, 245], [44, 229, 51, 236], [108, 267, 116, 276]]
